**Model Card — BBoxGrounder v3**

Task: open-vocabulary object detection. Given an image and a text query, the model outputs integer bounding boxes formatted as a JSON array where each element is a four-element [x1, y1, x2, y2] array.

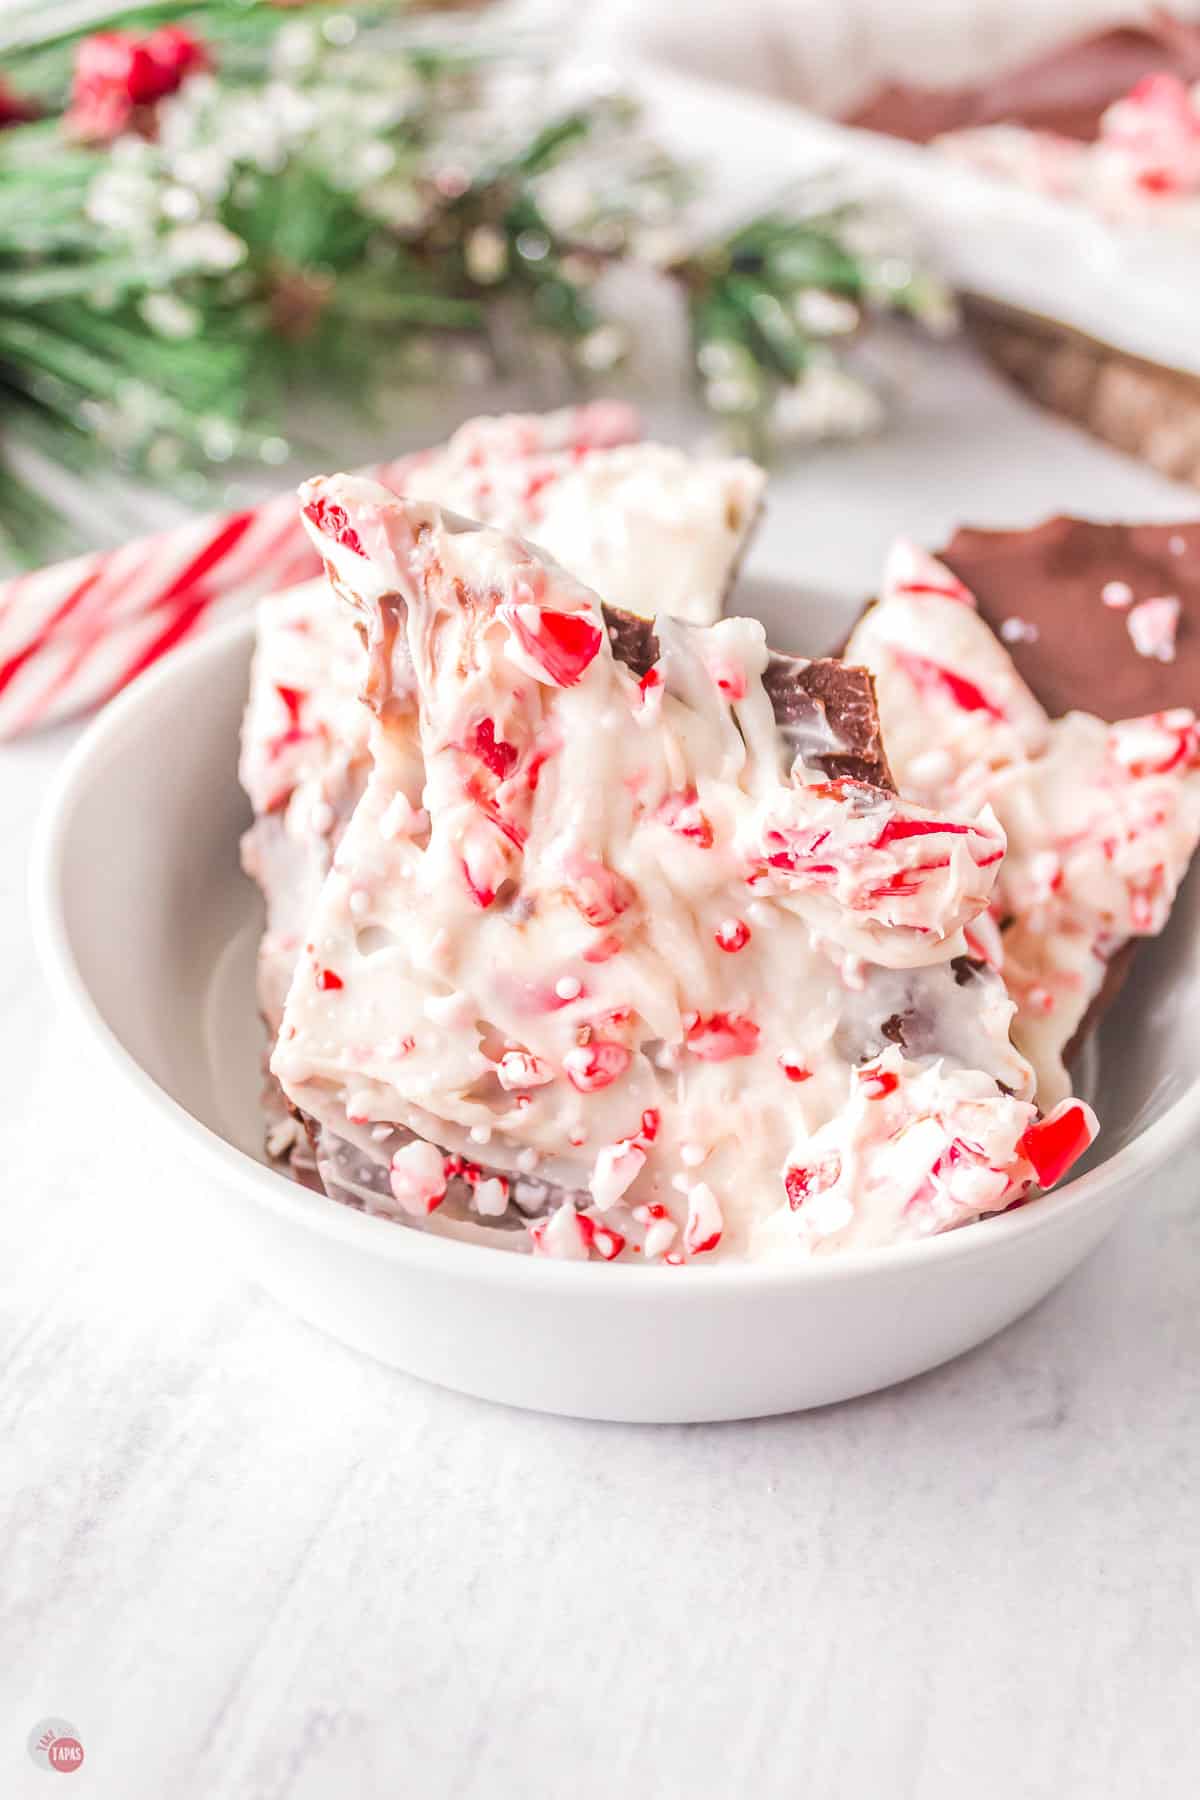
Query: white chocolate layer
[[846, 545, 1200, 1105], [269, 483, 1047, 1262], [240, 406, 763, 1029]]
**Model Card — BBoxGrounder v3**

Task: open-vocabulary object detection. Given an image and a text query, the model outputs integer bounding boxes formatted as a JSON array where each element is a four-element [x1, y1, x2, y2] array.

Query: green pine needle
[[0, 3, 953, 564]]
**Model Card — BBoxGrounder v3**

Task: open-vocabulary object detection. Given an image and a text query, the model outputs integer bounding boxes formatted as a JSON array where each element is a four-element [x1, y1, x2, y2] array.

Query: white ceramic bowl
[[33, 596, 1200, 1422]]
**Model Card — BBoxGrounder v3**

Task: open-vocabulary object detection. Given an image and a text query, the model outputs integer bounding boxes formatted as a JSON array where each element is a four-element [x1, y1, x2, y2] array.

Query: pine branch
[[0, 4, 954, 563]]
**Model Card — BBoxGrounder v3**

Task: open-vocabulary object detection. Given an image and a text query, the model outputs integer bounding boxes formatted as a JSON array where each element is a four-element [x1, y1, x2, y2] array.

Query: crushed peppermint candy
[[1126, 596, 1180, 663], [263, 482, 1075, 1266], [937, 70, 1200, 224], [239, 404, 756, 1036], [244, 418, 1185, 1271], [590, 1140, 646, 1211], [388, 1140, 448, 1216], [684, 1183, 724, 1256], [846, 545, 1200, 1109]]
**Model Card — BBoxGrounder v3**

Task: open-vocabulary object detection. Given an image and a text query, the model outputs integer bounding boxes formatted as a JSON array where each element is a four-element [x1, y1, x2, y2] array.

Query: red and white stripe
[[0, 464, 412, 739], [0, 399, 642, 739]]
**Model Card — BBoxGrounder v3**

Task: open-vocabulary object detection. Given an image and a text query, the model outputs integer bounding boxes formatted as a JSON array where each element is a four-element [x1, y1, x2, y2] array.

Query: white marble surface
[[6, 338, 1200, 1799]]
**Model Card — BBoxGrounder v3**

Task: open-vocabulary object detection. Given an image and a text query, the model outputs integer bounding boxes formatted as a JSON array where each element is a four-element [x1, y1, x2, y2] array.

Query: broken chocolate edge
[[601, 602, 894, 793]]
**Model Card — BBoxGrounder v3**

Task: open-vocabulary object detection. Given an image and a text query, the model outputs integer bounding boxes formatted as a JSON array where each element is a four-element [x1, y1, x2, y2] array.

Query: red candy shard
[[460, 858, 496, 910], [659, 788, 714, 849], [885, 542, 976, 606], [687, 1226, 723, 1256], [315, 968, 344, 991], [522, 468, 557, 507], [1018, 1100, 1097, 1189], [301, 497, 364, 558], [1109, 711, 1200, 778], [275, 684, 305, 730], [873, 816, 973, 846], [564, 1041, 632, 1092], [807, 778, 859, 803], [471, 716, 518, 778], [714, 918, 751, 953], [784, 1155, 843, 1210], [565, 857, 633, 928], [685, 1012, 760, 1061], [577, 1213, 626, 1261], [265, 684, 311, 777], [900, 580, 970, 601], [858, 1066, 899, 1099], [443, 1156, 487, 1189], [706, 653, 747, 701], [582, 933, 623, 964], [894, 650, 1005, 720], [508, 606, 602, 687]]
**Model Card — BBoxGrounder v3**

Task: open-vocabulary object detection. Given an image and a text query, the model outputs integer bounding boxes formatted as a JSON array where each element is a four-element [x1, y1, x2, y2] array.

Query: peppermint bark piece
[[239, 579, 377, 1033], [522, 443, 765, 628], [270, 592, 899, 1238], [933, 66, 1200, 221], [845, 537, 1200, 1104], [847, 21, 1200, 148], [268, 479, 1076, 1262], [846, 28, 1200, 484], [240, 405, 764, 1029], [364, 406, 765, 627]]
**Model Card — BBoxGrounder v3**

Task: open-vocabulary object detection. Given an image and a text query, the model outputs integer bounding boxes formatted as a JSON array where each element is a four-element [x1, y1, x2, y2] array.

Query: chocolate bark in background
[[846, 18, 1200, 143], [938, 516, 1200, 721], [962, 297, 1200, 491], [846, 19, 1200, 488]]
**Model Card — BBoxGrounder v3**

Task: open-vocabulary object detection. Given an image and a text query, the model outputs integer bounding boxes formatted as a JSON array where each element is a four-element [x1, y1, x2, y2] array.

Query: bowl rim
[[31, 608, 1200, 1294]]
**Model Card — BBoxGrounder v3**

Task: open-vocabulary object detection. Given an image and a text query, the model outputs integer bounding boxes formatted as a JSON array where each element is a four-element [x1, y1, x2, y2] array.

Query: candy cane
[[0, 469, 403, 740], [0, 400, 641, 739]]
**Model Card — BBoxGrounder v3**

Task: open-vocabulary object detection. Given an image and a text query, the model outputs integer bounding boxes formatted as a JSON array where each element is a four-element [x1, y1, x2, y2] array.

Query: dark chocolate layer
[[939, 516, 1200, 721], [602, 603, 894, 791], [847, 18, 1200, 144], [846, 513, 1200, 1066], [762, 652, 893, 788]]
